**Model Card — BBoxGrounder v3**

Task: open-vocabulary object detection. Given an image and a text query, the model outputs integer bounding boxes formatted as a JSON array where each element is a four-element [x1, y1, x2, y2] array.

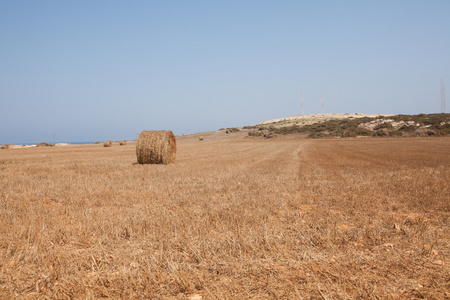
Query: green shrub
[[248, 131, 264, 137], [228, 127, 240, 132], [308, 132, 329, 138], [376, 128, 390, 136], [439, 123, 450, 135], [374, 123, 393, 130], [398, 125, 416, 133], [37, 142, 51, 147]]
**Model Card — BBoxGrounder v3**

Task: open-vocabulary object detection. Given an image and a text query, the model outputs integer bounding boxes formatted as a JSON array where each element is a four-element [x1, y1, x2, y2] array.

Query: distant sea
[[67, 142, 95, 145], [17, 141, 95, 145]]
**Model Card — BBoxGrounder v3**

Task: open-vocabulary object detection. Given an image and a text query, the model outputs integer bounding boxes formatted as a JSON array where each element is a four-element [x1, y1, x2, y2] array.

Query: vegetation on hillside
[[248, 113, 450, 138], [37, 142, 52, 147]]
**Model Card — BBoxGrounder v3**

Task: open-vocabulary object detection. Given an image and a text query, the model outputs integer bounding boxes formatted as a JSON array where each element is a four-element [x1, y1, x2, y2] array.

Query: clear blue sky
[[1, 1, 449, 144]]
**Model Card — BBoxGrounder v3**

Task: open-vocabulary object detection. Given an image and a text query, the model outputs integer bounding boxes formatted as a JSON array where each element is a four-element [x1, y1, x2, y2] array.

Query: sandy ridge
[[258, 113, 394, 125]]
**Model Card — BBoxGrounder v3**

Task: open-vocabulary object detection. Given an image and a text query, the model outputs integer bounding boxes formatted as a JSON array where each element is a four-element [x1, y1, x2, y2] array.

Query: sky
[[1, 1, 449, 144]]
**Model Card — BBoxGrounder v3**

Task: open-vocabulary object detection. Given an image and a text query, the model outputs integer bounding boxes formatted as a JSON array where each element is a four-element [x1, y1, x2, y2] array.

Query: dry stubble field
[[0, 134, 449, 299]]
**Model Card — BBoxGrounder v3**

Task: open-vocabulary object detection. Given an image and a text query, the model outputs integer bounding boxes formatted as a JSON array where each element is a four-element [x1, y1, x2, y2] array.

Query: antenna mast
[[321, 93, 324, 114], [442, 79, 446, 113], [301, 92, 304, 115]]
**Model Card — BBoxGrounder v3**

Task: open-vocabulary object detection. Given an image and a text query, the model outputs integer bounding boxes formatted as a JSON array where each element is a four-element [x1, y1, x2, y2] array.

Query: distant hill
[[240, 113, 450, 138], [257, 113, 393, 126]]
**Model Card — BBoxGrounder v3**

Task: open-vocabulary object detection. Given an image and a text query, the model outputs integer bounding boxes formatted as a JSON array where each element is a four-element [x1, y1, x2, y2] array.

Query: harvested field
[[0, 135, 449, 298]]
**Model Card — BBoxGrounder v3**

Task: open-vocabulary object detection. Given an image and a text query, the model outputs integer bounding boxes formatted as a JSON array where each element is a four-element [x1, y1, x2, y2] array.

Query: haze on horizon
[[1, 1, 449, 144]]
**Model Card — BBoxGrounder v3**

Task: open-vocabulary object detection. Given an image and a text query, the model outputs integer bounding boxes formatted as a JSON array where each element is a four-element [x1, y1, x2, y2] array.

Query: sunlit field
[[1, 134, 449, 299]]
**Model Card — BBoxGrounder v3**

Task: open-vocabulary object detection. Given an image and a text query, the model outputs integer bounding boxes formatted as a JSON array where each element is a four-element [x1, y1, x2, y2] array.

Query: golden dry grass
[[0, 135, 449, 299]]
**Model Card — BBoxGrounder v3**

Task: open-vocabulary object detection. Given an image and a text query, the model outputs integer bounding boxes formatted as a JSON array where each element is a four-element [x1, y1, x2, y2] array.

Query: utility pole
[[301, 92, 304, 115], [321, 93, 324, 114], [442, 79, 446, 113]]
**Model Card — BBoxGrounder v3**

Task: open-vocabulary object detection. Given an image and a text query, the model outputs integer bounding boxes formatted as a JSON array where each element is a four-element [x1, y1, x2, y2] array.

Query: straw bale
[[1, 144, 9, 149], [199, 136, 204, 141], [119, 140, 127, 145], [136, 130, 176, 164], [95, 141, 101, 144], [103, 140, 112, 147]]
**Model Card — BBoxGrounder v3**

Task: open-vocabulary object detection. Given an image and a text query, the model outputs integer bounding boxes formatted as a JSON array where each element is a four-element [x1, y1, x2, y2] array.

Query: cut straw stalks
[[136, 130, 176, 164]]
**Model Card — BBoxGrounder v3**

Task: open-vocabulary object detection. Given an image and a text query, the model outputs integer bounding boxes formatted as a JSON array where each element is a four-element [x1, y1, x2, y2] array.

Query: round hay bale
[[103, 140, 112, 147], [1, 144, 9, 150], [136, 130, 176, 164], [199, 136, 204, 141], [119, 140, 127, 145], [95, 141, 101, 144]]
